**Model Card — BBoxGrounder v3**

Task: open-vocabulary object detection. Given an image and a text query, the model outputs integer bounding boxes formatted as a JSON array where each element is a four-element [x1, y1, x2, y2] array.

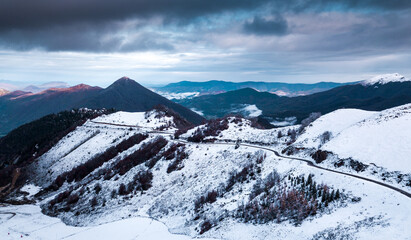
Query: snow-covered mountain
[[360, 73, 410, 86], [1, 105, 410, 239]]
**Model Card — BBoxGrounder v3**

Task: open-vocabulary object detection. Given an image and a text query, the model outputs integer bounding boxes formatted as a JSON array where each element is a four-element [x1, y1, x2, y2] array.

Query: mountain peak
[[116, 76, 133, 82], [360, 73, 410, 86], [0, 88, 9, 96], [68, 84, 98, 91]]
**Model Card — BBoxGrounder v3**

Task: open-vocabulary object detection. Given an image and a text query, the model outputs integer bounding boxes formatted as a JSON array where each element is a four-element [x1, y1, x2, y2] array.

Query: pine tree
[[335, 189, 340, 199], [311, 185, 317, 199], [329, 190, 335, 202], [321, 191, 327, 203], [307, 174, 312, 185]]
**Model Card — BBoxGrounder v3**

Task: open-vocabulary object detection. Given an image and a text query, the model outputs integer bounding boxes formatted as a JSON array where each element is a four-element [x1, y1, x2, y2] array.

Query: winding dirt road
[[89, 121, 411, 199]]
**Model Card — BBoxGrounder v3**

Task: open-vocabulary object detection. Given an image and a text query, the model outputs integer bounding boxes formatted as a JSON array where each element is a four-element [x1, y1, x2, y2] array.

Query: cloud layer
[[1, 0, 411, 84]]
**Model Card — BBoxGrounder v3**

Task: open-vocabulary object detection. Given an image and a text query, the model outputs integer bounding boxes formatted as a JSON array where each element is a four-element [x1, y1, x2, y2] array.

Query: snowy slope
[[323, 104, 411, 172], [6, 108, 411, 240], [296, 109, 376, 148], [360, 73, 410, 86], [93, 110, 175, 129], [296, 104, 411, 172]]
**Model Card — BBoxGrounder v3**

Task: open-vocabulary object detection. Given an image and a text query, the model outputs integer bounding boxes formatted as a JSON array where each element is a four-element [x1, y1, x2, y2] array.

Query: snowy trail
[[88, 121, 411, 199]]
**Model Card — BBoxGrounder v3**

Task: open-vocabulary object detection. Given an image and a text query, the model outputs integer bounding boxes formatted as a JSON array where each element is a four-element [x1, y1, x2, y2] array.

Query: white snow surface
[[0, 205, 214, 240], [20, 184, 41, 197], [93, 110, 175, 129], [152, 90, 200, 100], [360, 73, 409, 86], [296, 109, 376, 149], [296, 104, 411, 172], [241, 104, 262, 117], [190, 108, 204, 116]]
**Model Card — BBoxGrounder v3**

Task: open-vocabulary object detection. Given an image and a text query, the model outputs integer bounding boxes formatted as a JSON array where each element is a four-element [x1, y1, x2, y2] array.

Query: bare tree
[[299, 112, 321, 133], [320, 131, 332, 145]]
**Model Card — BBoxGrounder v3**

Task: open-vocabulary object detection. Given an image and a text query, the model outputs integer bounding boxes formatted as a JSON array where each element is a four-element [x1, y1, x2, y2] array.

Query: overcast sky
[[1, 0, 411, 87]]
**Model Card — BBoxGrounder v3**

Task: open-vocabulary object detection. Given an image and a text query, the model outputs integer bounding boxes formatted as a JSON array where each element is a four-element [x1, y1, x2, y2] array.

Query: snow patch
[[270, 117, 297, 127], [231, 104, 262, 118], [20, 184, 41, 197], [190, 108, 204, 116], [153, 90, 200, 100]]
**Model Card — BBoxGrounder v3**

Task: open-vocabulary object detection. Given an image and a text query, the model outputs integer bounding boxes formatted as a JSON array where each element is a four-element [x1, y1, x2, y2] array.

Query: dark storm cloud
[[0, 0, 270, 31], [2, 0, 410, 32], [0, 23, 174, 52], [243, 16, 288, 36], [290, 0, 411, 12], [1, 0, 411, 52], [0, 0, 272, 52]]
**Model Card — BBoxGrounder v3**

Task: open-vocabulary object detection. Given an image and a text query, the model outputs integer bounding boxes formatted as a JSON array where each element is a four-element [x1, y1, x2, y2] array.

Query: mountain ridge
[[177, 81, 411, 125], [155, 80, 355, 98], [0, 77, 204, 136]]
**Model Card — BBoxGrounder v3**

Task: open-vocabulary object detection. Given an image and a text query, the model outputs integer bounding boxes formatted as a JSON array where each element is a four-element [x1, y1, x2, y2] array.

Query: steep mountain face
[[155, 80, 352, 99], [0, 84, 102, 136], [79, 77, 204, 126], [177, 76, 411, 125], [0, 77, 204, 136]]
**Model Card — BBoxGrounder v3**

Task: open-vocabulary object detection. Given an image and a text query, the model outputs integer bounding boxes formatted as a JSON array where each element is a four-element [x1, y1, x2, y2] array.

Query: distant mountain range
[[176, 74, 411, 127], [22, 81, 70, 93], [0, 77, 204, 136], [0, 80, 69, 92], [154, 80, 355, 98]]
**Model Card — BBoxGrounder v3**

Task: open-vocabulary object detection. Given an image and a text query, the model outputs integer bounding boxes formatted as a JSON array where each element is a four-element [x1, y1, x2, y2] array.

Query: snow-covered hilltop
[[295, 104, 411, 172], [360, 73, 410, 86]]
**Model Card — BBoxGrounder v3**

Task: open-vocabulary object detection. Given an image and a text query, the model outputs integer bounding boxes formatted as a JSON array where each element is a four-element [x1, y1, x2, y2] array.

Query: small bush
[[94, 183, 102, 194], [200, 220, 212, 234], [132, 170, 154, 191], [118, 183, 128, 195], [67, 193, 79, 204], [320, 131, 332, 145], [90, 196, 98, 207], [167, 146, 188, 173], [311, 150, 330, 164]]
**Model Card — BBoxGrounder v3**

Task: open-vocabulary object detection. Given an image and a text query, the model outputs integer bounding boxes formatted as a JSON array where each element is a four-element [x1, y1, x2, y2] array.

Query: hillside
[[294, 104, 411, 172], [177, 74, 411, 126], [0, 77, 204, 136], [1, 107, 409, 239], [0, 84, 102, 136], [155, 80, 350, 99]]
